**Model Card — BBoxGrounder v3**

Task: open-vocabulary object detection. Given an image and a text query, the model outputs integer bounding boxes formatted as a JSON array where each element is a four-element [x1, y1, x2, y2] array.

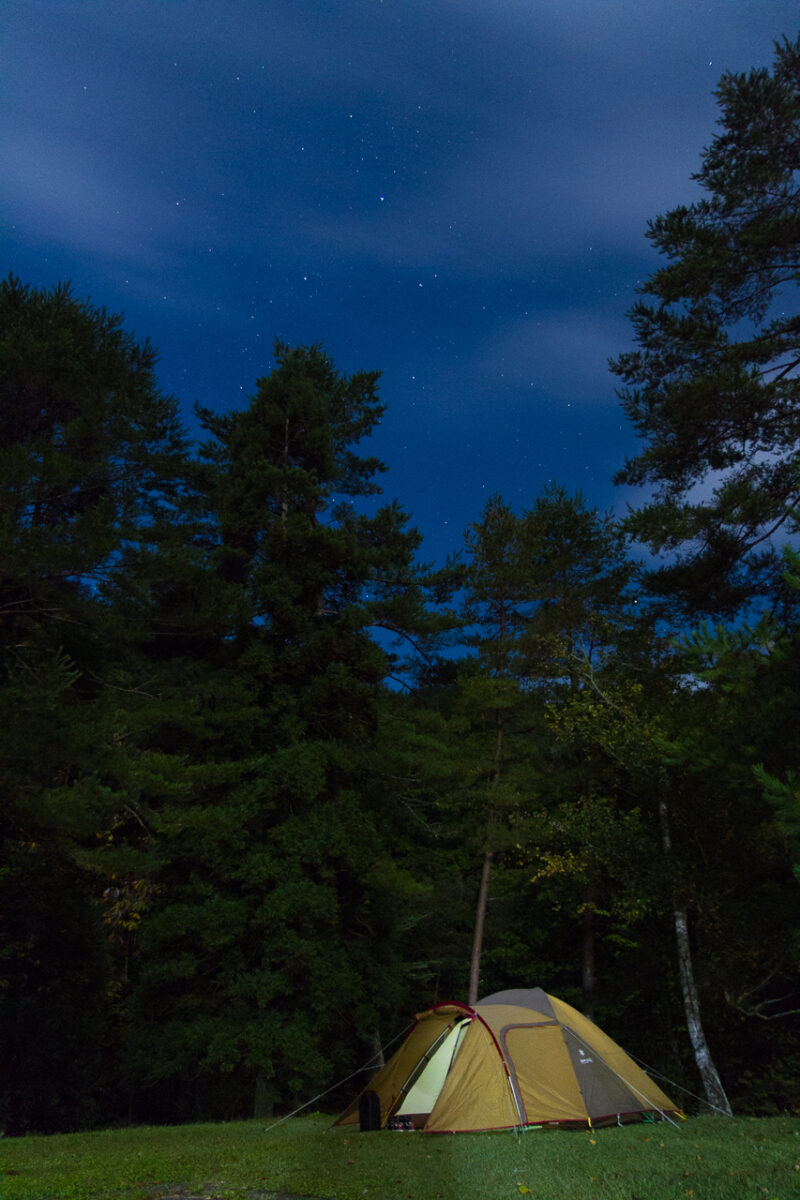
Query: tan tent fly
[[336, 988, 682, 1132]]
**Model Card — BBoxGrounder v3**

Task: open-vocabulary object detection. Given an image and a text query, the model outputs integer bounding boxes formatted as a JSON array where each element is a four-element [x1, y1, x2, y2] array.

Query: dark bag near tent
[[359, 1090, 381, 1131]]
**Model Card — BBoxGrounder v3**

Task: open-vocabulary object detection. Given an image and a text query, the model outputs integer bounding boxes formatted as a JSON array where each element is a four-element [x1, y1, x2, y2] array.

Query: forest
[[1, 37, 799, 1136]]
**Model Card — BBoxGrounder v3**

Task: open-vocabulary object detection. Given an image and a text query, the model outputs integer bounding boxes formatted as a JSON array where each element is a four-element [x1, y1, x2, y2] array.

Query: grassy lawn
[[2, 1113, 799, 1200]]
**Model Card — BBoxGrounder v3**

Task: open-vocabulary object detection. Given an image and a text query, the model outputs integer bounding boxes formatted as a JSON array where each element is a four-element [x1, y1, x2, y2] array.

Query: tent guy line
[[261, 1023, 414, 1136], [624, 1052, 734, 1119], [558, 1028, 682, 1131]]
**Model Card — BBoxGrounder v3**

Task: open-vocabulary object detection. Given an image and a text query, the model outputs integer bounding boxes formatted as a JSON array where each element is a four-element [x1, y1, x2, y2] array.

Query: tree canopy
[[611, 35, 800, 620]]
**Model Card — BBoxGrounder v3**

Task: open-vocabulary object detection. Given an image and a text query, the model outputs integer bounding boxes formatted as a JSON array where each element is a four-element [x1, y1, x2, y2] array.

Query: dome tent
[[336, 988, 681, 1133]]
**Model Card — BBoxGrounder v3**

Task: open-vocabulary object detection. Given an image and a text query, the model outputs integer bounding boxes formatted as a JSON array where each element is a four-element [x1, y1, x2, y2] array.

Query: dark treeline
[[2, 38, 800, 1134]]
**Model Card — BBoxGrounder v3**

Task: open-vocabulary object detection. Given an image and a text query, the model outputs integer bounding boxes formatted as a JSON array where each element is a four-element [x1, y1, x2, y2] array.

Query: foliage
[[668, 612, 800, 1027], [118, 342, 447, 1122], [611, 35, 800, 619], [459, 489, 650, 1012], [0, 275, 191, 1134], [0, 849, 111, 1135]]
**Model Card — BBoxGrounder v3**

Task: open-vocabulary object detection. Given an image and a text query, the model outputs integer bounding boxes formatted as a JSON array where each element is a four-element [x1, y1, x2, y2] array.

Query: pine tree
[[0, 275, 190, 1132], [456, 487, 638, 1007], [125, 343, 445, 1120], [611, 36, 800, 619]]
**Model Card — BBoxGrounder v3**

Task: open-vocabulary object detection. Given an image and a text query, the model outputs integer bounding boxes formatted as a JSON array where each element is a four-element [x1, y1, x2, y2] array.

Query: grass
[[1, 1112, 799, 1200]]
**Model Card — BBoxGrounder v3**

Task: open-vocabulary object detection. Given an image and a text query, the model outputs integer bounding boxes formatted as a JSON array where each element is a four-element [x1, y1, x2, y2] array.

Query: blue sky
[[4, 1, 798, 564]]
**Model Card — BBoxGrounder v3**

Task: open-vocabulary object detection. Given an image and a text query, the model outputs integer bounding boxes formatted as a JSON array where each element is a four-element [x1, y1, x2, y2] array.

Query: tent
[[336, 988, 681, 1132]]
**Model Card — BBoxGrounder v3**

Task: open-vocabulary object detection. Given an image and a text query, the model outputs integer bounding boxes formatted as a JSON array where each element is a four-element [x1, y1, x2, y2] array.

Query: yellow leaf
[[517, 1186, 531, 1194]]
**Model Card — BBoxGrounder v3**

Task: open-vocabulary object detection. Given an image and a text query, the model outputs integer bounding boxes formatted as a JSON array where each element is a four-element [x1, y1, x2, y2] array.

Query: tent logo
[[578, 1047, 593, 1065]]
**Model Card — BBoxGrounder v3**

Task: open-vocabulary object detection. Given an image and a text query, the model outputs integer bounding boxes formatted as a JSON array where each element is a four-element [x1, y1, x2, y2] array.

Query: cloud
[[2, 127, 164, 263], [469, 307, 631, 403], [6, 0, 776, 315], [5, 0, 797, 571]]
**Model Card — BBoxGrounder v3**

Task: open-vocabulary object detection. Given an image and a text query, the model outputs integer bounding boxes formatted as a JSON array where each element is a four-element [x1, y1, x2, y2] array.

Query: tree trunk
[[369, 1028, 385, 1070], [673, 905, 732, 1115], [281, 414, 290, 528], [253, 1074, 278, 1120], [468, 703, 504, 1007], [658, 797, 732, 1116], [581, 883, 597, 1021], [468, 843, 493, 1005]]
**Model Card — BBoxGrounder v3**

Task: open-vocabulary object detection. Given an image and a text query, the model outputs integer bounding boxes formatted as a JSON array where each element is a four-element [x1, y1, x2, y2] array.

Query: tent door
[[397, 1018, 471, 1116]]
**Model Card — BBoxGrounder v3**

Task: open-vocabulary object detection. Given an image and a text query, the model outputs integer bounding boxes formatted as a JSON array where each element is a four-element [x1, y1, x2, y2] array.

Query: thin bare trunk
[[468, 705, 503, 1006], [581, 883, 597, 1020], [253, 1074, 277, 1120], [468, 842, 494, 1005], [673, 907, 732, 1114], [281, 414, 290, 528], [369, 1028, 385, 1070], [659, 797, 732, 1116]]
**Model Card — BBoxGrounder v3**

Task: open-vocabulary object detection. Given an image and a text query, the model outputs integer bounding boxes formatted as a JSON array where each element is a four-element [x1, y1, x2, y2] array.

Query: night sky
[[5, 2, 798, 566]]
